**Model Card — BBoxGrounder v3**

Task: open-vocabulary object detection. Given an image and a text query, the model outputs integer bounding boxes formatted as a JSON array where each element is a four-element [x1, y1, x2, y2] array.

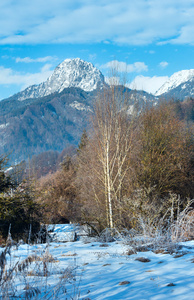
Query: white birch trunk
[[106, 138, 113, 228]]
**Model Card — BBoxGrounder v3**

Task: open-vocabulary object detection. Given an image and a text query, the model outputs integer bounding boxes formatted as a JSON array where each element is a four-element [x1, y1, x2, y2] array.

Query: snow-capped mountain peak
[[46, 58, 104, 93], [155, 69, 194, 96], [13, 58, 105, 101]]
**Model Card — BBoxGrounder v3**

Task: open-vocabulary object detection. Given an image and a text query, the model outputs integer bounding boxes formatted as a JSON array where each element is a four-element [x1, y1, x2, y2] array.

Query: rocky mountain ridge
[[4, 58, 194, 103], [155, 69, 194, 96], [8, 58, 105, 102], [158, 78, 194, 100]]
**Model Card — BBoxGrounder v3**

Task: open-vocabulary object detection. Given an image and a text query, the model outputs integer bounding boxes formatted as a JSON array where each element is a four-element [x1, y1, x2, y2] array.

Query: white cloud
[[128, 75, 169, 94], [15, 56, 56, 63], [88, 54, 97, 61], [159, 61, 169, 68], [101, 60, 148, 73], [0, 64, 53, 89], [0, 1, 194, 45]]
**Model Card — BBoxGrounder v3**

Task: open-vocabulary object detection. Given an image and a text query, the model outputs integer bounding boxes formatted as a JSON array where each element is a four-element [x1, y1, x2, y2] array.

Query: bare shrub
[[98, 228, 123, 243], [36, 156, 79, 224], [171, 199, 194, 242], [124, 195, 194, 252]]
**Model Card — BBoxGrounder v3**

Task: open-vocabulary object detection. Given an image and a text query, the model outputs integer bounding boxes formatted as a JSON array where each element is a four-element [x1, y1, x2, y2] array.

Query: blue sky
[[0, 0, 194, 100]]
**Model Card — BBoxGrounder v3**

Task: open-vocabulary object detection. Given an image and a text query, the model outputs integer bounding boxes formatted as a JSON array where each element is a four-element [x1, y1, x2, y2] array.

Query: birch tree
[[77, 85, 135, 229]]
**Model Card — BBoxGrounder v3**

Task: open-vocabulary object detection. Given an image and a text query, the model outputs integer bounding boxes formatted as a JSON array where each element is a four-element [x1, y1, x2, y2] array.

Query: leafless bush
[[126, 196, 194, 252], [171, 199, 194, 242], [98, 228, 122, 242]]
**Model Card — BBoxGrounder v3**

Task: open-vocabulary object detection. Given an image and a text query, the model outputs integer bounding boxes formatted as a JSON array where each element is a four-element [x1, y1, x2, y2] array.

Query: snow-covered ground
[[1, 224, 194, 299]]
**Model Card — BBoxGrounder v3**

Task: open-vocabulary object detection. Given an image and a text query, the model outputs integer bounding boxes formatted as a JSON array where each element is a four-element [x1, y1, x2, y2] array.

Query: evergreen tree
[[0, 156, 41, 242], [0, 156, 12, 193], [77, 129, 88, 152]]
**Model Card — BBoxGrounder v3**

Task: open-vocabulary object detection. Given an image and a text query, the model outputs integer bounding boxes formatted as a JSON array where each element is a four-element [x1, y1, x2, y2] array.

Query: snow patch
[[127, 105, 135, 115], [0, 122, 9, 129], [69, 101, 92, 112]]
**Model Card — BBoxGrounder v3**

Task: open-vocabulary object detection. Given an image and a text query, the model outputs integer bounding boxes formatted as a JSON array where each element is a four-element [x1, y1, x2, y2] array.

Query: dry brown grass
[[0, 237, 79, 299]]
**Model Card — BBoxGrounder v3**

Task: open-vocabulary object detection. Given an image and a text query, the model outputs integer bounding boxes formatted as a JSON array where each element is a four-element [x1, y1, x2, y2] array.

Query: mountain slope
[[0, 86, 156, 164], [160, 78, 194, 100], [155, 69, 194, 96], [0, 88, 95, 163], [8, 58, 105, 102]]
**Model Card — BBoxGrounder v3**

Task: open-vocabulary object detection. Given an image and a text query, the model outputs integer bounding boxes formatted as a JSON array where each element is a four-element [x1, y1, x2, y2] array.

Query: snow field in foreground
[[1, 225, 194, 300]]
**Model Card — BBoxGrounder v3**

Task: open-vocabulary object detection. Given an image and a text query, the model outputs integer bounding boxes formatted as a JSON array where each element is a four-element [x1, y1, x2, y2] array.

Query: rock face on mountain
[[9, 58, 105, 101], [155, 69, 194, 97]]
